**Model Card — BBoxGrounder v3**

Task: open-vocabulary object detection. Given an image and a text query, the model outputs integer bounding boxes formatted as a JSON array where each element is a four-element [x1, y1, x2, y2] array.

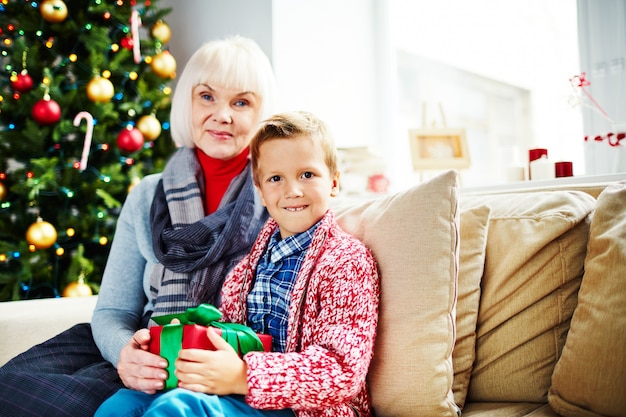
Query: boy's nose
[[285, 180, 304, 198]]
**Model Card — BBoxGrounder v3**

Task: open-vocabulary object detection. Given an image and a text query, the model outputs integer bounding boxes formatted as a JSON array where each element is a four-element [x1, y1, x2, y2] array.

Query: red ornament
[[12, 72, 34, 92], [116, 127, 145, 153], [32, 98, 61, 125], [120, 36, 134, 50]]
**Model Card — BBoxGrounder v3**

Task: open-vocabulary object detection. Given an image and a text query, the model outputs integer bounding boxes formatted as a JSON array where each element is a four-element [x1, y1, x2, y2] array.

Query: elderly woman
[[0, 36, 277, 417]]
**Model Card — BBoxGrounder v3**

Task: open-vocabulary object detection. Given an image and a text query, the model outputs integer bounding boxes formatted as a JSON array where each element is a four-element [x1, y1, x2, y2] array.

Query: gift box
[[148, 304, 271, 389], [148, 324, 272, 354]]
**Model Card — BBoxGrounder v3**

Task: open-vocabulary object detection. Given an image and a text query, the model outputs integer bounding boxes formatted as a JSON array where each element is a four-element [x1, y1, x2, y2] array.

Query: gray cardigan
[[91, 173, 161, 366]]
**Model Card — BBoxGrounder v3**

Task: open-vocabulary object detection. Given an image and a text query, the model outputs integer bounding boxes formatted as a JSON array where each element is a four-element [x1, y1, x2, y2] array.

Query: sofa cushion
[[453, 205, 490, 409], [462, 401, 559, 416], [0, 296, 98, 366], [460, 190, 595, 403], [548, 182, 626, 417], [335, 170, 460, 417]]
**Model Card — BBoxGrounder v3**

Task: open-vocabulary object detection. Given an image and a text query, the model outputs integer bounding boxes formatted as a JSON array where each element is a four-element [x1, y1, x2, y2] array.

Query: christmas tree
[[0, 0, 178, 301]]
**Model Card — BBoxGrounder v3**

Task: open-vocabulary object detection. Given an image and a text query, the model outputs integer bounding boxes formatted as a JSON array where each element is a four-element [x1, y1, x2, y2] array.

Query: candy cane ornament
[[73, 111, 94, 172], [131, 10, 141, 64]]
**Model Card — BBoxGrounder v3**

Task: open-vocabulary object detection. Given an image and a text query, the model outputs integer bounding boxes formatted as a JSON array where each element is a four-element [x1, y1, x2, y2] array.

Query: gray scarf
[[149, 147, 268, 317]]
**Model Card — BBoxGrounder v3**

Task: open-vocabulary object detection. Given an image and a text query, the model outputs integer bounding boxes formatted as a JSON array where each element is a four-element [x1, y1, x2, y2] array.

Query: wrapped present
[[148, 304, 271, 389]]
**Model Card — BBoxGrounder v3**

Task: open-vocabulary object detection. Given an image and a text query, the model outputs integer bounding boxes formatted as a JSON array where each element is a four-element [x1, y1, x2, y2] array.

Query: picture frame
[[408, 128, 470, 170]]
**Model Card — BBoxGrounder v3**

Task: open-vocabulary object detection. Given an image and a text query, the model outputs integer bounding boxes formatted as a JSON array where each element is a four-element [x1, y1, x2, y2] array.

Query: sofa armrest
[[0, 296, 98, 366]]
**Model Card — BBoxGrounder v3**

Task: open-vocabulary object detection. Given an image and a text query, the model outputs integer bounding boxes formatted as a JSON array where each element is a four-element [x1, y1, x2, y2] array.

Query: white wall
[[272, 0, 585, 189], [160, 0, 380, 156], [158, 0, 273, 84], [272, 0, 381, 149], [157, 1, 618, 190], [578, 0, 626, 175]]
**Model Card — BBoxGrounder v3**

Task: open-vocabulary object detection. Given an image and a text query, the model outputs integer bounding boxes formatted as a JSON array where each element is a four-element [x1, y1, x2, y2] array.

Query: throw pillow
[[460, 190, 595, 403], [548, 182, 626, 417], [453, 205, 490, 409], [335, 170, 460, 417]]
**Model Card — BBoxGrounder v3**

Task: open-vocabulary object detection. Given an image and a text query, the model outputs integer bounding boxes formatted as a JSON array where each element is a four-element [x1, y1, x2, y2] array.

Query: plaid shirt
[[247, 223, 318, 352]]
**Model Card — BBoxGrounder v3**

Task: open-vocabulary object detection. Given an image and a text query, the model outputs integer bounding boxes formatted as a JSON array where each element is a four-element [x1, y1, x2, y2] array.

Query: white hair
[[169, 36, 277, 148]]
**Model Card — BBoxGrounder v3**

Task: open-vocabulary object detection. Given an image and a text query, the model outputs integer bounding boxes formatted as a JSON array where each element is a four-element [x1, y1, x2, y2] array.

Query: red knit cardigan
[[219, 210, 380, 417]]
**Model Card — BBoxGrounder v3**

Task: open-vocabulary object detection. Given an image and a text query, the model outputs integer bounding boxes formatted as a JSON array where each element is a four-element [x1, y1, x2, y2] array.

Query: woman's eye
[[234, 99, 249, 107], [200, 93, 214, 101]]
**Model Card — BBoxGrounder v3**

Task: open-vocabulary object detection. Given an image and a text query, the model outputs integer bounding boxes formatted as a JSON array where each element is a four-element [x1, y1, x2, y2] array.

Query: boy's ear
[[330, 171, 341, 197]]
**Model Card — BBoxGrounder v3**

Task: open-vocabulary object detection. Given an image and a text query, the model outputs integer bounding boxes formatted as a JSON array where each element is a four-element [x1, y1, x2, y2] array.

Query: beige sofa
[[1, 171, 625, 417]]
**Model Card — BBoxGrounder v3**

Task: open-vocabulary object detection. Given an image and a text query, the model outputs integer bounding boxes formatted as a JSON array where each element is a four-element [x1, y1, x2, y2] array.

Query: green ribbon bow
[[151, 304, 264, 389]]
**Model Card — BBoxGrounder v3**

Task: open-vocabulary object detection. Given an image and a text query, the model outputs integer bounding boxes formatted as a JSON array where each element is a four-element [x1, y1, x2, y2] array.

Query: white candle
[[529, 155, 555, 180]]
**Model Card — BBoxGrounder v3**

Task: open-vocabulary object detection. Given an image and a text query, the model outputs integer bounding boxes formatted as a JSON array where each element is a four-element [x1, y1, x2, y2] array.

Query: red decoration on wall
[[570, 72, 610, 119], [585, 132, 626, 147]]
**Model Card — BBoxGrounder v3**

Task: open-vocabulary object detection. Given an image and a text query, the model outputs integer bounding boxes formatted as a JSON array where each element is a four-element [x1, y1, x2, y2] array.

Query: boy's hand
[[175, 327, 249, 395]]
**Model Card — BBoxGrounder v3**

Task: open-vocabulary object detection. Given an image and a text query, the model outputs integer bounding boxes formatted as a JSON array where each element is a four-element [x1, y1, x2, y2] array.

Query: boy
[[96, 111, 380, 417]]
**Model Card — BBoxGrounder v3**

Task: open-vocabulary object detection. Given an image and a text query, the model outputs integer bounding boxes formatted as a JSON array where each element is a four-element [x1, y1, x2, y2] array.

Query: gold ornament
[[0, 181, 6, 200], [150, 51, 176, 79], [40, 0, 68, 23], [136, 114, 162, 141], [26, 218, 57, 250], [86, 76, 115, 103], [151, 20, 172, 44], [62, 274, 93, 297]]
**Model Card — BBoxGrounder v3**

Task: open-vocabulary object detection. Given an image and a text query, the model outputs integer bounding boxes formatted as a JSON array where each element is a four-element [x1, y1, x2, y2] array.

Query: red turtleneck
[[196, 148, 250, 214]]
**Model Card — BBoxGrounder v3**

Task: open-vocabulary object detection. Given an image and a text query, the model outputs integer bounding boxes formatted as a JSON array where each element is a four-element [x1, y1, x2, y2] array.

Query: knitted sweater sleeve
[[92, 174, 160, 366]]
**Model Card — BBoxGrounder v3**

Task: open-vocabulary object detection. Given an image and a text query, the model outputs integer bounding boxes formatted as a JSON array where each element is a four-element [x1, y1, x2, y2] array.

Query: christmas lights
[[0, 0, 176, 300]]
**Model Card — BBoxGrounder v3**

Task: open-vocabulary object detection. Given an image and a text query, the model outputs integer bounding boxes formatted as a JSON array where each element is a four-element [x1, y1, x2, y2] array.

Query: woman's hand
[[117, 328, 169, 394], [175, 327, 249, 395]]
